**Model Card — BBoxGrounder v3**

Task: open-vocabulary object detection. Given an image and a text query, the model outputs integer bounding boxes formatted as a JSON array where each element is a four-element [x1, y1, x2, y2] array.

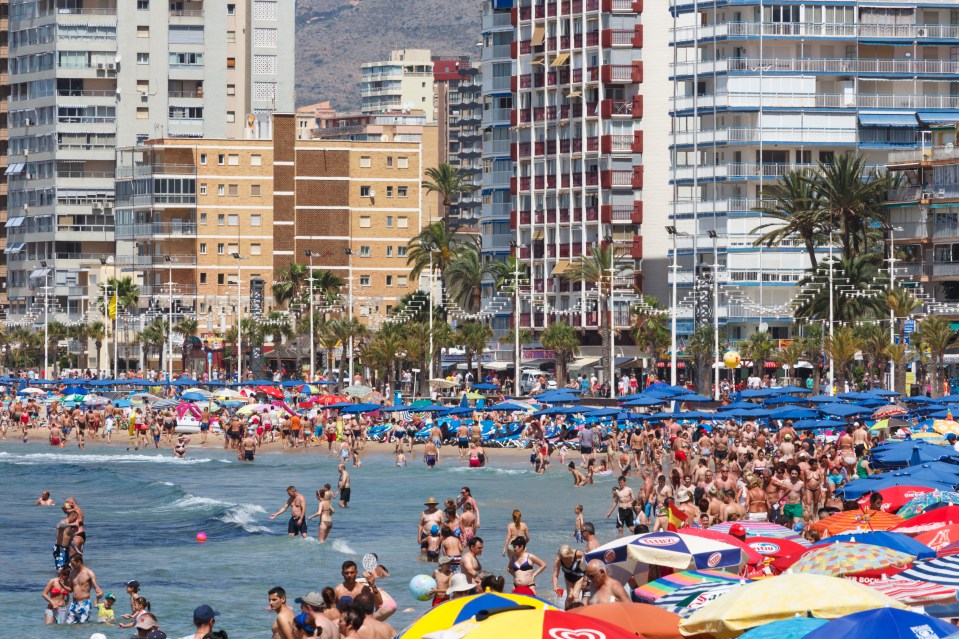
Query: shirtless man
[[606, 476, 635, 536], [418, 498, 444, 553], [334, 561, 374, 604], [240, 433, 256, 462], [782, 465, 806, 526], [582, 522, 600, 552], [423, 439, 439, 469], [720, 489, 744, 521], [64, 497, 86, 555], [269, 485, 308, 538], [568, 462, 588, 486], [66, 554, 103, 624], [460, 537, 484, 585], [336, 464, 351, 508], [353, 590, 394, 639], [456, 423, 470, 459], [852, 423, 870, 459], [584, 560, 630, 604], [297, 592, 339, 639], [269, 586, 296, 639]]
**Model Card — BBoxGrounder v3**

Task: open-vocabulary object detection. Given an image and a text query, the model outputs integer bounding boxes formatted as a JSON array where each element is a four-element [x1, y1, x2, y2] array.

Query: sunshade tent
[[915, 524, 959, 551], [737, 617, 827, 639], [812, 531, 937, 561], [633, 569, 750, 604], [819, 403, 870, 417], [585, 532, 748, 583], [340, 403, 382, 414], [865, 577, 959, 606], [841, 474, 957, 500], [651, 580, 745, 617], [487, 402, 528, 412], [891, 505, 959, 535], [799, 607, 957, 639], [677, 573, 906, 639]]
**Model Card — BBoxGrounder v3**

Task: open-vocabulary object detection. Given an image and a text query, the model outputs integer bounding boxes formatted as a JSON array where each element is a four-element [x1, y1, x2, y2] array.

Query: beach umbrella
[[131, 392, 162, 402], [416, 608, 637, 639], [819, 403, 870, 418], [709, 521, 811, 545], [717, 401, 762, 411], [915, 525, 959, 552], [790, 542, 915, 576], [411, 403, 447, 413], [742, 536, 809, 560], [902, 396, 943, 405], [809, 509, 904, 536], [83, 396, 110, 407], [60, 384, 88, 395], [428, 378, 457, 389], [633, 569, 748, 604], [381, 404, 415, 413], [934, 420, 959, 436], [462, 391, 484, 400], [340, 403, 381, 414], [897, 490, 959, 519], [585, 532, 749, 583], [869, 388, 901, 397], [442, 406, 476, 417], [487, 401, 528, 412], [236, 403, 271, 415], [533, 390, 581, 404], [213, 389, 244, 399], [801, 607, 956, 639], [900, 555, 959, 587], [674, 527, 764, 566], [398, 592, 557, 639], [863, 577, 959, 607], [623, 396, 667, 407], [280, 380, 303, 388], [650, 581, 746, 617], [677, 573, 905, 639], [315, 395, 349, 406], [675, 393, 712, 403], [19, 387, 45, 395], [342, 384, 373, 397], [892, 505, 959, 535], [805, 394, 844, 403], [182, 387, 213, 397], [576, 603, 681, 639], [815, 531, 936, 559], [856, 485, 936, 513], [766, 406, 819, 420], [870, 417, 913, 433], [254, 385, 284, 399], [775, 385, 813, 395], [470, 383, 499, 391], [793, 419, 847, 430], [842, 475, 957, 501], [152, 398, 178, 410], [180, 391, 209, 402], [762, 395, 807, 406], [737, 618, 828, 639], [839, 391, 875, 401], [872, 404, 909, 419]]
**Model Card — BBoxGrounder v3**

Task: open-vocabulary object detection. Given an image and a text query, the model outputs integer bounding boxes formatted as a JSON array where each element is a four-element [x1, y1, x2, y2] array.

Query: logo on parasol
[[749, 541, 780, 555], [637, 534, 680, 547], [548, 629, 607, 639], [910, 624, 937, 639], [603, 550, 617, 563], [707, 552, 722, 567]]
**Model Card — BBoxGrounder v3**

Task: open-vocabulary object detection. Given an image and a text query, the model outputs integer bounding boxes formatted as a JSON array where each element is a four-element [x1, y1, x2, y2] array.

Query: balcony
[[671, 127, 857, 146], [114, 221, 198, 240], [889, 146, 959, 165], [672, 162, 882, 181], [672, 57, 959, 78], [933, 263, 959, 278], [115, 254, 198, 267], [671, 198, 768, 215], [671, 92, 959, 112], [671, 20, 959, 41]]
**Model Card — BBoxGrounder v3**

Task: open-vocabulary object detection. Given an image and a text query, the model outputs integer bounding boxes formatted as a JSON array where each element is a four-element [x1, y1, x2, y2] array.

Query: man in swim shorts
[[269, 485, 308, 538], [67, 554, 103, 623], [336, 464, 351, 508]]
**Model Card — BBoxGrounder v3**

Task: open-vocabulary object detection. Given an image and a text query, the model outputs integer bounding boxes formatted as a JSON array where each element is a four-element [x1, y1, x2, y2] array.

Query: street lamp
[[40, 260, 50, 379], [231, 252, 245, 382], [886, 224, 904, 392], [509, 241, 520, 397], [665, 226, 690, 387], [707, 230, 720, 400], [827, 233, 834, 395], [99, 257, 111, 379], [164, 255, 173, 382], [604, 235, 616, 399], [304, 249, 316, 381], [344, 247, 354, 384]]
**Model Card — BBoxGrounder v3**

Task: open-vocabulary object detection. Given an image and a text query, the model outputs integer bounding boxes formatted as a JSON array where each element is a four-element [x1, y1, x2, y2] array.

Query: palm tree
[[854, 322, 889, 389], [887, 286, 922, 394], [794, 254, 886, 323], [261, 311, 294, 376], [774, 339, 805, 386], [824, 325, 860, 388], [742, 331, 775, 378], [916, 315, 959, 398], [685, 325, 715, 396], [798, 322, 825, 393], [445, 244, 495, 314], [175, 317, 198, 338], [406, 222, 463, 282], [272, 262, 310, 309], [137, 317, 168, 371], [632, 296, 670, 377], [422, 163, 479, 222], [540, 321, 580, 386], [86, 321, 105, 373], [752, 169, 824, 269], [564, 244, 631, 392], [330, 317, 368, 384], [456, 321, 494, 382], [362, 328, 404, 390], [98, 276, 140, 368], [317, 320, 342, 378], [489, 256, 529, 295]]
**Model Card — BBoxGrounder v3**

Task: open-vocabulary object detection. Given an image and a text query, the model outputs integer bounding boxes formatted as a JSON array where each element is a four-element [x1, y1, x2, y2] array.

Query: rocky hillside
[[295, 0, 482, 112]]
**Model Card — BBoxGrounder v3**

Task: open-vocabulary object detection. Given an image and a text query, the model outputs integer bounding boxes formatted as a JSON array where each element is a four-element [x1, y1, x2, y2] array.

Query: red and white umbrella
[[872, 405, 909, 419], [857, 486, 936, 513], [865, 577, 958, 607]]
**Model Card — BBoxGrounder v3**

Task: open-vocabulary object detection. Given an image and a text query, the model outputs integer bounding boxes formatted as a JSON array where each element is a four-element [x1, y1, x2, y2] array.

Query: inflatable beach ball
[[409, 574, 436, 601], [724, 351, 741, 369]]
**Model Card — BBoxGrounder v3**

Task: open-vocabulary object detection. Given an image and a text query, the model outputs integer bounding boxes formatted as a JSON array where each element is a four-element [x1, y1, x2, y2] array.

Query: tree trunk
[[930, 357, 942, 398]]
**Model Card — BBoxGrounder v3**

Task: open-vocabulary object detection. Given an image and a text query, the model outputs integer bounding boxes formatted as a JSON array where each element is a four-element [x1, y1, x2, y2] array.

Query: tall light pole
[[665, 227, 689, 387], [428, 250, 434, 386], [164, 255, 174, 381], [40, 260, 50, 379], [605, 236, 616, 399], [827, 235, 835, 396], [305, 249, 316, 381], [509, 241, 520, 397], [886, 224, 904, 392], [345, 246, 354, 383], [231, 252, 245, 382], [99, 257, 111, 379], [708, 230, 720, 400]]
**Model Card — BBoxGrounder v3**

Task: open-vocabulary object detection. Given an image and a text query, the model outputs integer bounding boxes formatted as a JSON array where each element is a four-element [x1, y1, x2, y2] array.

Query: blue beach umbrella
[[793, 419, 847, 430], [763, 395, 807, 405], [534, 390, 581, 404], [470, 382, 500, 391], [675, 394, 712, 403], [623, 396, 668, 407], [340, 403, 382, 414], [738, 618, 828, 639], [180, 391, 208, 402], [806, 394, 844, 403], [487, 401, 528, 412], [819, 403, 870, 418], [775, 385, 814, 395], [801, 607, 956, 639], [767, 406, 819, 420]]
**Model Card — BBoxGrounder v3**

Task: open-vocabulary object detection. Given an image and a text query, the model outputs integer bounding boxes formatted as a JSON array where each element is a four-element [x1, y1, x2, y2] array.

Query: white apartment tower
[[6, 0, 294, 321], [361, 49, 436, 121]]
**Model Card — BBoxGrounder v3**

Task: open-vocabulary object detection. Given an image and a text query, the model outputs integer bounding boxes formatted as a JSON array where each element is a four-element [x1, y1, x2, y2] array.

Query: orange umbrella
[[809, 509, 904, 537], [916, 524, 959, 552], [576, 602, 681, 639]]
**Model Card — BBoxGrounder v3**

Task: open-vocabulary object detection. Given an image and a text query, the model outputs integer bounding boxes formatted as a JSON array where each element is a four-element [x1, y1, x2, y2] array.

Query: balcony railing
[[671, 21, 959, 41], [672, 162, 883, 181], [671, 127, 857, 146], [672, 57, 959, 77], [671, 92, 959, 112], [889, 146, 959, 165], [933, 263, 959, 277]]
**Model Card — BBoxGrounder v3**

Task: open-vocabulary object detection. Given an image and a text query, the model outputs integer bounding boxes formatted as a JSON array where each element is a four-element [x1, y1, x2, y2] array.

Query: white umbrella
[[20, 387, 45, 395], [183, 387, 213, 398], [429, 378, 457, 389]]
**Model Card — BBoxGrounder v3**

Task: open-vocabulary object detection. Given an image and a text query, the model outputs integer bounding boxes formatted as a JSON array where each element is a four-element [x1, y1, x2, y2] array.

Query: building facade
[[360, 49, 435, 121], [512, 0, 645, 343], [434, 58, 483, 226], [668, 0, 945, 341], [5, 0, 294, 322]]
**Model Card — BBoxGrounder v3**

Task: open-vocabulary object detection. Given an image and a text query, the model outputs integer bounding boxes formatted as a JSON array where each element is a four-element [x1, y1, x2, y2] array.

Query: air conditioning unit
[[917, 27, 929, 37], [97, 63, 105, 70], [106, 63, 116, 71], [921, 191, 935, 200]]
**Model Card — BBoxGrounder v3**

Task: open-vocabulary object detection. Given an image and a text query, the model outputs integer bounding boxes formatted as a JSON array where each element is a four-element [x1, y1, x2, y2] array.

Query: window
[[398, 246, 408, 257], [386, 186, 393, 198], [228, 243, 239, 254], [251, 184, 261, 197], [397, 157, 409, 169], [228, 154, 239, 166], [200, 273, 207, 284], [227, 84, 236, 96], [227, 30, 236, 43], [227, 58, 236, 69], [228, 214, 239, 226], [199, 243, 207, 254], [227, 4, 236, 15], [137, 0, 149, 8], [200, 213, 207, 224], [360, 186, 372, 197], [360, 276, 371, 287], [386, 275, 393, 287], [398, 186, 408, 198], [386, 245, 393, 256], [359, 216, 371, 228], [251, 214, 262, 226], [217, 214, 225, 225], [137, 52, 149, 64], [359, 156, 372, 168], [218, 273, 225, 285], [251, 154, 262, 166], [397, 217, 409, 228], [199, 183, 207, 195], [217, 243, 225, 254], [228, 184, 239, 197], [200, 153, 207, 165], [397, 276, 408, 287], [227, 111, 236, 123], [217, 154, 225, 165], [250, 243, 262, 256], [136, 107, 148, 119], [137, 25, 149, 38], [217, 185, 225, 196], [386, 156, 393, 168], [386, 215, 393, 228], [359, 245, 371, 257]]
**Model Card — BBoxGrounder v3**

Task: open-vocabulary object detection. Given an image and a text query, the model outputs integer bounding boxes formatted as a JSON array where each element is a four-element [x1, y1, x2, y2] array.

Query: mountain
[[295, 0, 482, 112]]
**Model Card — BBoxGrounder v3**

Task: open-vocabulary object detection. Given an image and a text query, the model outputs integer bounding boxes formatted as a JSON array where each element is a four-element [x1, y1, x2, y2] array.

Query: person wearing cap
[[430, 557, 454, 606], [133, 613, 158, 639], [96, 592, 116, 624], [187, 604, 220, 639], [267, 587, 295, 639], [294, 591, 336, 639], [146, 630, 168, 639], [728, 523, 747, 542], [445, 573, 476, 600], [418, 498, 443, 555]]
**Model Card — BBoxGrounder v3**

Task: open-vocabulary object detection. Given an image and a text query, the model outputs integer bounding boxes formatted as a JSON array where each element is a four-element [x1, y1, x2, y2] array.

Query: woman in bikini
[[308, 487, 335, 543], [502, 509, 531, 556], [42, 567, 72, 624], [506, 536, 546, 595]]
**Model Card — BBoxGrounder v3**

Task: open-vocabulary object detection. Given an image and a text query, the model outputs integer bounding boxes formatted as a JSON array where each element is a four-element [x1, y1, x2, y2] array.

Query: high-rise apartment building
[[434, 58, 483, 226], [0, 0, 9, 307], [360, 49, 435, 122], [6, 0, 294, 321], [512, 0, 645, 342], [667, 0, 942, 341]]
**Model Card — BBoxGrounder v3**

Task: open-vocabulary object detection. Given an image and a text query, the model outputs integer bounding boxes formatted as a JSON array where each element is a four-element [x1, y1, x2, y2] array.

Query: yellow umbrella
[[399, 592, 554, 639], [933, 420, 959, 436], [678, 573, 905, 639]]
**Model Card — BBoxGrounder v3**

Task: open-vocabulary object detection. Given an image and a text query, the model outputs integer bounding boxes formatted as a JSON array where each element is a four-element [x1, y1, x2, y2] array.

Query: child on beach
[[573, 505, 584, 543], [96, 594, 116, 624]]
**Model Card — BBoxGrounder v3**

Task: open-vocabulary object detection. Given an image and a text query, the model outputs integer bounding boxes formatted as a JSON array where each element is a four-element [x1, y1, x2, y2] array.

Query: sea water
[[0, 444, 617, 639]]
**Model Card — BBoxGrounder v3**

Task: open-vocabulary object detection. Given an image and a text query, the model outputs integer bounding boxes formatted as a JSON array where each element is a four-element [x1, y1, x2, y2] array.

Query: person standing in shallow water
[[269, 485, 308, 538]]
